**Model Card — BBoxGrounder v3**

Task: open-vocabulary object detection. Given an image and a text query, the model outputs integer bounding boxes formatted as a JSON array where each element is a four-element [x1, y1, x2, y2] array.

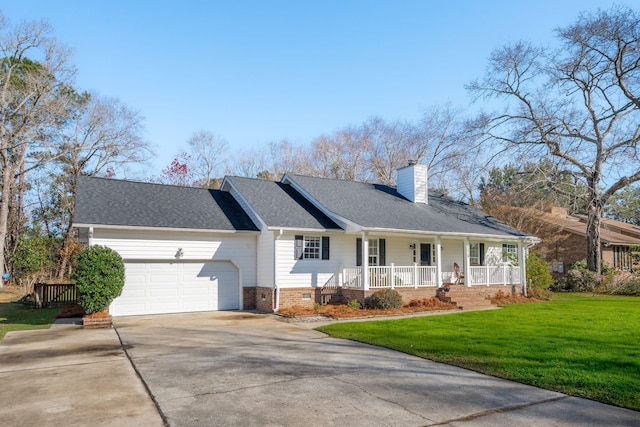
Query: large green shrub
[[526, 251, 553, 299], [367, 288, 403, 310], [72, 245, 125, 314]]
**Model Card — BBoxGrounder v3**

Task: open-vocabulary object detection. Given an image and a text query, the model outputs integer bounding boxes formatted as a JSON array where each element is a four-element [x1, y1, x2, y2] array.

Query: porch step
[[437, 286, 497, 310]]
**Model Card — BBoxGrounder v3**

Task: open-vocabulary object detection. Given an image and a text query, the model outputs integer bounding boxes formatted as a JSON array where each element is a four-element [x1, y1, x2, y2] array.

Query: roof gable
[[224, 176, 342, 230]]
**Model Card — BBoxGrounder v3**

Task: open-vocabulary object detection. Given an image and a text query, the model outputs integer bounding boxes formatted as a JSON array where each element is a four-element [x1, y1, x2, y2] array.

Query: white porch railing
[[343, 265, 522, 289], [342, 265, 438, 289], [467, 265, 521, 285]]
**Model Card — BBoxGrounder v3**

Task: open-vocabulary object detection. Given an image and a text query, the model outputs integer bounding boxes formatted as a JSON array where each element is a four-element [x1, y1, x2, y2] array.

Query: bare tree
[[308, 126, 370, 181], [468, 5, 640, 273], [187, 130, 227, 188], [226, 146, 270, 178], [51, 93, 150, 278], [0, 13, 75, 285]]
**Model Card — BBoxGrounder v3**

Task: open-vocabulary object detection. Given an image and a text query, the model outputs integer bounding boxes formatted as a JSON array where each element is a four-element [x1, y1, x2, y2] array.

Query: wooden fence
[[34, 283, 78, 308]]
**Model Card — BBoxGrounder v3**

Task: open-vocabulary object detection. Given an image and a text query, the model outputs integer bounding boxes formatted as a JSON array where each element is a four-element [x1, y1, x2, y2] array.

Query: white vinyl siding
[[275, 233, 349, 288], [91, 229, 257, 288], [256, 231, 274, 287]]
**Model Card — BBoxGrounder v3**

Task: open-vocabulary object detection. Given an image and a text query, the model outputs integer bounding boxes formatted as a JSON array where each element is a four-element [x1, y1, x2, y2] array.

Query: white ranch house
[[74, 163, 537, 316]]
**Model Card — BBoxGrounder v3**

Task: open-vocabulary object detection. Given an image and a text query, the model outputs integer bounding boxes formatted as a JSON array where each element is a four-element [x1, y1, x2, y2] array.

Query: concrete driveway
[[114, 311, 640, 427]]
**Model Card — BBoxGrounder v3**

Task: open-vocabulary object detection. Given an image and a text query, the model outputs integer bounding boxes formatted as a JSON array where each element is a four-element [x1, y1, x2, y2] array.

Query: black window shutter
[[356, 238, 362, 266], [294, 235, 303, 260], [379, 238, 386, 266], [479, 243, 485, 266], [322, 236, 330, 260]]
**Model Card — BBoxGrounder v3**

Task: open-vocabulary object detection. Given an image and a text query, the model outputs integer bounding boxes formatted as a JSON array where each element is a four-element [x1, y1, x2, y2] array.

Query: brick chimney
[[397, 160, 428, 204]]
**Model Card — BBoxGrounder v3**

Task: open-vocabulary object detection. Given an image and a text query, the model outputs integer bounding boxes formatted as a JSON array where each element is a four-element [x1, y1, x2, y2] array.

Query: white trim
[[464, 237, 470, 287], [73, 223, 259, 234], [266, 226, 345, 233], [435, 236, 442, 288], [360, 226, 537, 242], [362, 232, 370, 291]]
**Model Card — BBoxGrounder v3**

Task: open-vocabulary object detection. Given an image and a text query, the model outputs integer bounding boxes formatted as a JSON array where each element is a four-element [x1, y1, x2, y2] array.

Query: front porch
[[341, 264, 523, 289]]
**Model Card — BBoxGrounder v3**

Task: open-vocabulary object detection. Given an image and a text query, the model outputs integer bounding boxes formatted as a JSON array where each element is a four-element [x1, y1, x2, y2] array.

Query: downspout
[[88, 227, 94, 247], [274, 229, 283, 312]]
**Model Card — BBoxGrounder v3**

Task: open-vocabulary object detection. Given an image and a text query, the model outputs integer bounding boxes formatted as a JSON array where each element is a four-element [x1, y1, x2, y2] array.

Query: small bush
[[550, 279, 570, 292], [313, 302, 321, 310], [527, 286, 552, 300], [565, 267, 600, 292], [347, 299, 361, 309], [596, 273, 640, 296], [72, 245, 125, 314], [367, 289, 403, 310]]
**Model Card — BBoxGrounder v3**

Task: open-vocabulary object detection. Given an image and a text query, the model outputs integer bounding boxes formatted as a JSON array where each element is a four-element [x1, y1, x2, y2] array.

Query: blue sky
[[2, 1, 619, 173]]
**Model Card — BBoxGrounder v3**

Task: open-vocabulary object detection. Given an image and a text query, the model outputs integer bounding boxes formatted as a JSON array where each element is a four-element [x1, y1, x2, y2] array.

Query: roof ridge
[[79, 175, 214, 192]]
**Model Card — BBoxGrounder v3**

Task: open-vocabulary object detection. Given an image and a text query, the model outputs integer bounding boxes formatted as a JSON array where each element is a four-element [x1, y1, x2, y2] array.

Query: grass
[[0, 287, 59, 339], [317, 293, 640, 411]]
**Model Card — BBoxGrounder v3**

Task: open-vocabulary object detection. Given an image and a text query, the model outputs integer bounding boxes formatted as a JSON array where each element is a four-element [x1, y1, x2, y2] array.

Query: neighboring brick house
[[507, 206, 640, 277]]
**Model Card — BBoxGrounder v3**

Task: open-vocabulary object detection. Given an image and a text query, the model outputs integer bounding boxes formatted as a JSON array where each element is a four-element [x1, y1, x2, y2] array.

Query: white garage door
[[110, 261, 239, 316]]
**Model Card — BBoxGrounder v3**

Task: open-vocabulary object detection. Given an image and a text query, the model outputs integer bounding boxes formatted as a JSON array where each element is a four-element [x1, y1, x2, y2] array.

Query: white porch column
[[463, 238, 471, 287], [519, 241, 527, 295], [362, 232, 370, 291], [436, 236, 442, 288]]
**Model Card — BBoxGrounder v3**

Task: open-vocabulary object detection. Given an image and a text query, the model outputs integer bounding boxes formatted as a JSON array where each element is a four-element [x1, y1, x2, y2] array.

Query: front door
[[420, 243, 431, 266]]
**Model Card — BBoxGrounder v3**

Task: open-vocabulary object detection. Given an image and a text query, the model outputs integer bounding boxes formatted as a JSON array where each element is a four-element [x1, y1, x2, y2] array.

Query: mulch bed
[[278, 297, 458, 319], [56, 303, 86, 318], [490, 290, 538, 305]]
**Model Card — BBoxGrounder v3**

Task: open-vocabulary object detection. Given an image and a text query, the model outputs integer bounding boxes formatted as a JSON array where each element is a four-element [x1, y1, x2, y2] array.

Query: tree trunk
[[586, 201, 603, 274], [57, 174, 78, 280], [0, 165, 13, 289]]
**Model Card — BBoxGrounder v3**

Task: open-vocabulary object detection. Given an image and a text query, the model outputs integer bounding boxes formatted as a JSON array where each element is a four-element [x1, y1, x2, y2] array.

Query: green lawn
[[0, 302, 59, 339], [317, 294, 640, 411]]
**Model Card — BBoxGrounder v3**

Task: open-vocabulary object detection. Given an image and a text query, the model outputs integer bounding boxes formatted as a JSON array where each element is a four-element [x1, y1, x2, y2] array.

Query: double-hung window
[[368, 239, 379, 266], [303, 236, 321, 259], [502, 244, 517, 263], [613, 246, 631, 270], [294, 235, 330, 260], [470, 242, 485, 266]]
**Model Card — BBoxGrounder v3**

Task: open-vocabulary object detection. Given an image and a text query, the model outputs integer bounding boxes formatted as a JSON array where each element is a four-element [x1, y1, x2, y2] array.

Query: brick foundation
[[243, 287, 257, 310], [278, 287, 317, 310], [246, 284, 522, 312], [255, 287, 275, 313], [82, 314, 113, 329]]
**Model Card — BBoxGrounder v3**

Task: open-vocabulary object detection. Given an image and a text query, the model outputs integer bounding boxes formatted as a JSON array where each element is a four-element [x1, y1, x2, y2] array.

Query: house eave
[[73, 223, 260, 235], [359, 226, 537, 242], [266, 226, 345, 233]]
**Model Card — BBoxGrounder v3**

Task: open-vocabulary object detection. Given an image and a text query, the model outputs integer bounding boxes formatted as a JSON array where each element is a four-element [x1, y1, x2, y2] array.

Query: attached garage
[[110, 261, 240, 316]]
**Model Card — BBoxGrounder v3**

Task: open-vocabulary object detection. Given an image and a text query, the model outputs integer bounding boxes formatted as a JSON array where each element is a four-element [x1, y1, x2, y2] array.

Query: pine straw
[[278, 297, 457, 319], [490, 290, 538, 305], [56, 303, 86, 318]]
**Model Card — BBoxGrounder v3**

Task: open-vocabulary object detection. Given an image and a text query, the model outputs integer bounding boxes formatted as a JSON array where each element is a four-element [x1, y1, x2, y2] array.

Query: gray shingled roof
[[286, 174, 529, 238], [74, 177, 258, 231], [225, 176, 342, 230]]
